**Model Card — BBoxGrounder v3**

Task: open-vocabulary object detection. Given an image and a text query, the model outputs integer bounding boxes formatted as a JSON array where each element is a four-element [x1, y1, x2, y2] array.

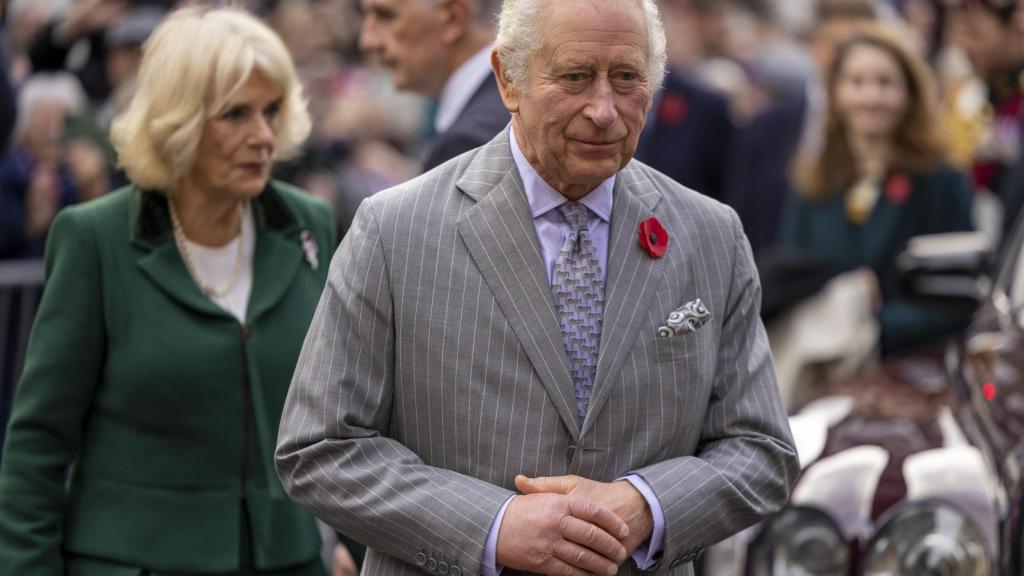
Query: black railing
[[0, 259, 44, 457]]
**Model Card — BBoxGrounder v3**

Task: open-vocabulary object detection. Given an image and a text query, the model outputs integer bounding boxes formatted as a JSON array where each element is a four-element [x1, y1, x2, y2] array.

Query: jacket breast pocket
[[654, 330, 705, 364]]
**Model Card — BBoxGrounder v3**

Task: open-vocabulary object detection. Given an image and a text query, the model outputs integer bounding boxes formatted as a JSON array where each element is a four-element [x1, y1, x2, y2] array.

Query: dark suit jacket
[[634, 73, 733, 201], [0, 31, 15, 155], [779, 164, 974, 354], [724, 95, 808, 254], [0, 182, 334, 575], [422, 74, 510, 171]]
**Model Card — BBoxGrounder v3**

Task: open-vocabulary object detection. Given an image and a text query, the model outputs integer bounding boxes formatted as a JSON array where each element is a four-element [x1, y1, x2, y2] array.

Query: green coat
[[779, 164, 974, 354], [0, 182, 335, 575]]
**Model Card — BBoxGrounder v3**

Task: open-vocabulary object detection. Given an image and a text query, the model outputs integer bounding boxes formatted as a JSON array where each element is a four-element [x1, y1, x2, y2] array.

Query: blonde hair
[[797, 24, 948, 201], [110, 6, 311, 191]]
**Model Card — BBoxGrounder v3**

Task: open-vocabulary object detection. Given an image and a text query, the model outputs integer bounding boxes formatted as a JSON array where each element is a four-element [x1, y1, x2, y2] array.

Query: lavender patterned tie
[[551, 202, 604, 418]]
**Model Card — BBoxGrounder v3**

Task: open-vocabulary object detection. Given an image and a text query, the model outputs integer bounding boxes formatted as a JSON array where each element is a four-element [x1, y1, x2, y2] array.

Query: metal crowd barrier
[[0, 259, 45, 457]]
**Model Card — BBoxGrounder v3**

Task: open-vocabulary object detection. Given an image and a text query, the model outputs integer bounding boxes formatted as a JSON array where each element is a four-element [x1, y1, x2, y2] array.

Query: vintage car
[[701, 227, 1016, 575]]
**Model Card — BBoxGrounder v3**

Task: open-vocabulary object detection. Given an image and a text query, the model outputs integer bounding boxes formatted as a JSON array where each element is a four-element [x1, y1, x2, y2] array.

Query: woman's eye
[[223, 107, 247, 121]]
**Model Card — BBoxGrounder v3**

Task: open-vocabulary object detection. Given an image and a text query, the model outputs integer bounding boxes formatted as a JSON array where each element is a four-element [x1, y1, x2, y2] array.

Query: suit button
[[416, 552, 427, 566], [427, 557, 438, 571], [450, 567, 461, 576], [566, 445, 577, 461], [438, 561, 449, 574]]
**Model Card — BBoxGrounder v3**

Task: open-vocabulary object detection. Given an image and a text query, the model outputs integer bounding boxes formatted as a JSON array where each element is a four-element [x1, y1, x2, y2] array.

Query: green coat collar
[[130, 182, 311, 325]]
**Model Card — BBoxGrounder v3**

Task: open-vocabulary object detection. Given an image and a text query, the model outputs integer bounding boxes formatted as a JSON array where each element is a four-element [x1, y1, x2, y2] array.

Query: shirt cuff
[[483, 495, 515, 576], [622, 474, 666, 569]]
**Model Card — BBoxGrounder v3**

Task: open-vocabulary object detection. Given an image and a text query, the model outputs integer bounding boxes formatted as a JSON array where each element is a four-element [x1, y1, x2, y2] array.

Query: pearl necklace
[[168, 195, 247, 299]]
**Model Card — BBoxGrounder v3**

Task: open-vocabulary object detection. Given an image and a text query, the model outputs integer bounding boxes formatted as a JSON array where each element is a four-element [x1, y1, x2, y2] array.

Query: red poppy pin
[[658, 92, 689, 126], [885, 173, 912, 205], [638, 217, 668, 259]]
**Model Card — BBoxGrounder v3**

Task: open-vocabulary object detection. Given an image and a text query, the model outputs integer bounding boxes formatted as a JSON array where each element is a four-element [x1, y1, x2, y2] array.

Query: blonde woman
[[781, 24, 973, 355], [0, 7, 334, 575]]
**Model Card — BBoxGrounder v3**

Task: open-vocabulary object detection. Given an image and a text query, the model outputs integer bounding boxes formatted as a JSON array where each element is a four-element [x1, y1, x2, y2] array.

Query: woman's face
[[834, 44, 910, 142], [182, 71, 283, 203]]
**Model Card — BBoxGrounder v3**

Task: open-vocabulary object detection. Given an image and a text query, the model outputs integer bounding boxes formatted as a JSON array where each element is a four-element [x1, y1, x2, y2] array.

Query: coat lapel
[[132, 190, 230, 319], [582, 163, 669, 437], [131, 185, 305, 323], [455, 133, 582, 437], [862, 176, 912, 269]]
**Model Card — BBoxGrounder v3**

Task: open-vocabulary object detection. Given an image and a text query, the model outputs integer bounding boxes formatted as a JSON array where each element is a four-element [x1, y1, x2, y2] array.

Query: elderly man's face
[[359, 0, 449, 97], [496, 0, 654, 199]]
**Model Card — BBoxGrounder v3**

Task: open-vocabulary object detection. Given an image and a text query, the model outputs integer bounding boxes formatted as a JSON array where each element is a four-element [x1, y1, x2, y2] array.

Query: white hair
[[14, 72, 86, 144], [495, 0, 667, 93]]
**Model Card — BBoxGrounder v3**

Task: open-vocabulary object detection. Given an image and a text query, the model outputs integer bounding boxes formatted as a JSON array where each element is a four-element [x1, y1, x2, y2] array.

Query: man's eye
[[565, 73, 586, 82]]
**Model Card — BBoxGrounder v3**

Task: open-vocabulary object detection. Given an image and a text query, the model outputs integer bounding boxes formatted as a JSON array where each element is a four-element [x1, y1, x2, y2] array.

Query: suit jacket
[[779, 164, 974, 354], [634, 73, 733, 202], [422, 74, 510, 172], [276, 129, 798, 576], [0, 182, 334, 575], [723, 95, 808, 255]]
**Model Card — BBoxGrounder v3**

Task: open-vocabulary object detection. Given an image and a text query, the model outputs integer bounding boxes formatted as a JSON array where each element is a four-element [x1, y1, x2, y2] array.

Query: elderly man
[[360, 0, 510, 170], [277, 1, 798, 575]]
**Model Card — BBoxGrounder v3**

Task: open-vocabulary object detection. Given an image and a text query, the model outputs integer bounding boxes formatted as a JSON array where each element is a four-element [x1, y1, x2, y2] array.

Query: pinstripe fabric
[[276, 128, 798, 576]]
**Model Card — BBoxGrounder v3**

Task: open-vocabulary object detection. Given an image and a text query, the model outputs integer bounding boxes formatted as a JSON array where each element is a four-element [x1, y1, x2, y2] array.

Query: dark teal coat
[[780, 164, 974, 354], [0, 182, 335, 575]]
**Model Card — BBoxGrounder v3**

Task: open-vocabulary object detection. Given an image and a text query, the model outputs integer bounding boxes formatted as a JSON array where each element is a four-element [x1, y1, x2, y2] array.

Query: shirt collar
[[509, 126, 614, 222], [435, 44, 496, 134]]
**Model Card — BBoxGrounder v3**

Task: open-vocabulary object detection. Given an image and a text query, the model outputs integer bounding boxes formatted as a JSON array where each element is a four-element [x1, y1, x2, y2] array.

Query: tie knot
[[558, 202, 589, 232]]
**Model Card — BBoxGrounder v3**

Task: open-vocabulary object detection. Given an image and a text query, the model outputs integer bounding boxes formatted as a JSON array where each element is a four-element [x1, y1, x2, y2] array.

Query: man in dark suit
[[359, 0, 510, 171], [634, 71, 733, 201]]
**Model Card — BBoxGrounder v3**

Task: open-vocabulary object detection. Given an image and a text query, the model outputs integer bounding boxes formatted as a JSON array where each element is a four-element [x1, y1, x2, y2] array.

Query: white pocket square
[[658, 299, 710, 337]]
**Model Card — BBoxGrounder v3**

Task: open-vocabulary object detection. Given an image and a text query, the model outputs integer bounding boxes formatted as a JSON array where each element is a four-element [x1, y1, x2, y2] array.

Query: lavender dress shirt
[[479, 130, 667, 574]]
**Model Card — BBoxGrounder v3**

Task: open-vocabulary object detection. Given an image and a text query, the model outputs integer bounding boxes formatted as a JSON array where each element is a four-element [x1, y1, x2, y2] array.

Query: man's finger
[[552, 540, 620, 576], [558, 514, 628, 564], [539, 558, 598, 576], [566, 496, 630, 540], [515, 474, 579, 494]]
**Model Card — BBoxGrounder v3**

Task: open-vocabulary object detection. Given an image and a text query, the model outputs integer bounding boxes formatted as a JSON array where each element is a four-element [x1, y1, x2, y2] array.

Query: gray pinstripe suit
[[275, 128, 798, 576]]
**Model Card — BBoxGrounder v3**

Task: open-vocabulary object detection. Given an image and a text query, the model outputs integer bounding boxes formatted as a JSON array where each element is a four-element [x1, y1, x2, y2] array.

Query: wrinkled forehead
[[535, 1, 650, 59]]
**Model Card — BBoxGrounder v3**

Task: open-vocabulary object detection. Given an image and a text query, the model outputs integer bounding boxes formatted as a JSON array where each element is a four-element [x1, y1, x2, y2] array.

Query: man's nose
[[359, 16, 381, 55], [583, 77, 618, 128]]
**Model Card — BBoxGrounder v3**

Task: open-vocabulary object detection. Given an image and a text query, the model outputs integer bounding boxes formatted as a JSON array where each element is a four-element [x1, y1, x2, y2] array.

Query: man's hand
[[516, 475, 655, 556], [496, 492, 630, 576], [331, 543, 358, 576], [55, 0, 124, 44]]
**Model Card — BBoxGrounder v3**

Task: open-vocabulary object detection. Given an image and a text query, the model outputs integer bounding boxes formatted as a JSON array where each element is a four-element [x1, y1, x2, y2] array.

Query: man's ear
[[438, 0, 470, 46], [491, 48, 520, 114]]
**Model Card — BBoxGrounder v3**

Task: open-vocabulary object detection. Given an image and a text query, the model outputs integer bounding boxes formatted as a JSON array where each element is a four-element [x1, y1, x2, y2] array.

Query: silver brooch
[[658, 299, 710, 337], [300, 230, 319, 271]]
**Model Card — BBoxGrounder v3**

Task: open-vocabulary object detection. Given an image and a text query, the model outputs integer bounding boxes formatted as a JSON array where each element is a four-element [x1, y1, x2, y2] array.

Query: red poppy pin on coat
[[885, 173, 912, 205], [638, 218, 668, 258]]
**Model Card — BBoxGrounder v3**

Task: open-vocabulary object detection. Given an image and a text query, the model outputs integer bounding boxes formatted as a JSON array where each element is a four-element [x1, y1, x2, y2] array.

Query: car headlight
[[749, 506, 849, 576], [863, 501, 990, 576]]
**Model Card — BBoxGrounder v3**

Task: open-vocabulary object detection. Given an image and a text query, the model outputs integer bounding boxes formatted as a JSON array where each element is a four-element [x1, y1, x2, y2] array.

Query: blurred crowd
[[3, 0, 1024, 392]]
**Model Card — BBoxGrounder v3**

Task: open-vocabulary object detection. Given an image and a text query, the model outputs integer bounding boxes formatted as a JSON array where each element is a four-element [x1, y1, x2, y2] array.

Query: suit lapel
[[136, 241, 229, 318], [132, 190, 230, 319], [582, 163, 668, 437], [455, 133, 582, 437], [248, 231, 302, 323], [862, 177, 912, 269], [131, 185, 305, 323]]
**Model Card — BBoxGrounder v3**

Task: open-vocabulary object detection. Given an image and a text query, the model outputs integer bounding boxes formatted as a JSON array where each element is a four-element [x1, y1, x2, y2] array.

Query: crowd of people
[[0, 0, 1023, 574]]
